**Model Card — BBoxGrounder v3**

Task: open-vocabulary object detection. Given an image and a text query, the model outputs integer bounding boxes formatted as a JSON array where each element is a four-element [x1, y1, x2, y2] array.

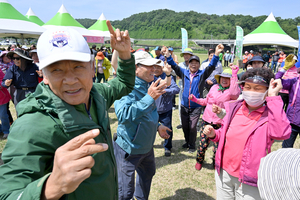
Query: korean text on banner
[[181, 28, 188, 52], [235, 26, 244, 60]]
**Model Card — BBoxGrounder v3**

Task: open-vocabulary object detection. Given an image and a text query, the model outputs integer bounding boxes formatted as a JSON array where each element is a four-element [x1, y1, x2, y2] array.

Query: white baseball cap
[[37, 27, 91, 70], [134, 51, 161, 66]]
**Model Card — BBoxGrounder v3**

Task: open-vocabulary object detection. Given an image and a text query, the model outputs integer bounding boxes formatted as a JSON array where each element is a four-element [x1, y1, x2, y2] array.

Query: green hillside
[[76, 9, 300, 39]]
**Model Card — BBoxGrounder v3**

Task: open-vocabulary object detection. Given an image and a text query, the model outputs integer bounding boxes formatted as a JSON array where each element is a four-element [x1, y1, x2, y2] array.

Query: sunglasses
[[12, 57, 21, 60]]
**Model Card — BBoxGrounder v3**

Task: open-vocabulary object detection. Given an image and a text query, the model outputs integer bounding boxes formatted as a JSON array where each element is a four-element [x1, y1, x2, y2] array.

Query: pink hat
[[0, 51, 8, 58], [245, 51, 248, 54]]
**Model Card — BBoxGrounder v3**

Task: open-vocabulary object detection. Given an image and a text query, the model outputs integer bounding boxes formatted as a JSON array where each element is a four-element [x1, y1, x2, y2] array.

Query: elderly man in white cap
[[0, 21, 135, 200], [113, 50, 171, 200]]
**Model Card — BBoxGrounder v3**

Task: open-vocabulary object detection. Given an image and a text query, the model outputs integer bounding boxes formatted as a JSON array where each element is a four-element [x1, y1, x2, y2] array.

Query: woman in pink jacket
[[0, 69, 11, 139], [189, 65, 240, 171], [203, 68, 291, 200]]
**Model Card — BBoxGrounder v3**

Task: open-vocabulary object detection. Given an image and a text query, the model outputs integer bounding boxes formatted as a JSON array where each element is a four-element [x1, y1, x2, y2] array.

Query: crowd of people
[[0, 22, 299, 200]]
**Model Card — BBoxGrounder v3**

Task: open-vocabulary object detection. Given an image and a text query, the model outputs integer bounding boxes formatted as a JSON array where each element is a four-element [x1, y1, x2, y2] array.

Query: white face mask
[[242, 90, 268, 108]]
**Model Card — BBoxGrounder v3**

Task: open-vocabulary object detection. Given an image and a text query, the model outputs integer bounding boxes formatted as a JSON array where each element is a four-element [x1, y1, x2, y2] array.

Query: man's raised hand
[[215, 44, 224, 56], [107, 20, 131, 60], [147, 78, 167, 100]]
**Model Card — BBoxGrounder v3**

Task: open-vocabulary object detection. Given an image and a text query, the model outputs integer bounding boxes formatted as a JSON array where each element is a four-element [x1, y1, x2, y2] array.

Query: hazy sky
[[8, 0, 300, 23]]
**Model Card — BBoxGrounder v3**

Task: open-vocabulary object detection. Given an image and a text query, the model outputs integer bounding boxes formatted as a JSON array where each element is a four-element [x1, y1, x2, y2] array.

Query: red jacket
[[0, 70, 11, 105], [212, 96, 291, 187]]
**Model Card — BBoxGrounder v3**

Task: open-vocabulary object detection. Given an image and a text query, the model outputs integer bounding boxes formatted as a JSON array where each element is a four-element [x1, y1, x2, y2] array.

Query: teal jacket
[[114, 77, 159, 155], [0, 56, 136, 200]]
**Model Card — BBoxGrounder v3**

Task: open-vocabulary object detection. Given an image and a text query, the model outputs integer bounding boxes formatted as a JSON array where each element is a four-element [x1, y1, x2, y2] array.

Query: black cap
[[92, 44, 96, 48], [145, 46, 149, 50], [189, 55, 200, 63]]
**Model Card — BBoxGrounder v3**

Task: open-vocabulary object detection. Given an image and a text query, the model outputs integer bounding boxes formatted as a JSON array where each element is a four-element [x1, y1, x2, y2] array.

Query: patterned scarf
[[218, 84, 229, 92]]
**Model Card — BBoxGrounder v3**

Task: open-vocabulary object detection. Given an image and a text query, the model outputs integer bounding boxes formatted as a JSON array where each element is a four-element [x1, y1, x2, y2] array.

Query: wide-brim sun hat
[[180, 48, 193, 57], [7, 48, 32, 61], [37, 27, 91, 70], [134, 51, 161, 66], [214, 68, 232, 84], [247, 55, 266, 66], [95, 52, 105, 60], [0, 51, 9, 58]]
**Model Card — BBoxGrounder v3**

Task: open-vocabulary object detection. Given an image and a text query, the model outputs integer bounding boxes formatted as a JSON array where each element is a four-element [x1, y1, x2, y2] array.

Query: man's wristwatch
[[166, 74, 172, 77]]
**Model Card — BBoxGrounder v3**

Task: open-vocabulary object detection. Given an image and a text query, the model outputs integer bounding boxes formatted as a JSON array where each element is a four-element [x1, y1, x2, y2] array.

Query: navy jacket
[[154, 73, 180, 114], [2, 63, 39, 89], [167, 55, 219, 108]]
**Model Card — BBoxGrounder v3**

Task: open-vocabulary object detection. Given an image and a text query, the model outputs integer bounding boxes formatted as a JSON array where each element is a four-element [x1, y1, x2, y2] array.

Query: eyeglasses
[[12, 57, 20, 60]]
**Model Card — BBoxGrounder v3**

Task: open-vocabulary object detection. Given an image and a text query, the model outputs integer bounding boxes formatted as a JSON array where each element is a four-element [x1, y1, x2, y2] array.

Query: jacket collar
[[134, 77, 149, 93], [228, 99, 268, 129]]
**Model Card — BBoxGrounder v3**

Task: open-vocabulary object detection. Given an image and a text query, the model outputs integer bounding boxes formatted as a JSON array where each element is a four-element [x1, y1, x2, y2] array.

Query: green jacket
[[0, 56, 136, 200]]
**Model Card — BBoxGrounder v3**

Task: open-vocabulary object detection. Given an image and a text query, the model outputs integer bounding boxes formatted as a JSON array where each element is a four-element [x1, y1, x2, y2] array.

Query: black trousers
[[180, 105, 202, 149], [279, 92, 289, 112]]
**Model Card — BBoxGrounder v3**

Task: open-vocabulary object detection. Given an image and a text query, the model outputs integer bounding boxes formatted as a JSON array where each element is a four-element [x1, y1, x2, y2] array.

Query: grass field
[[0, 53, 299, 199]]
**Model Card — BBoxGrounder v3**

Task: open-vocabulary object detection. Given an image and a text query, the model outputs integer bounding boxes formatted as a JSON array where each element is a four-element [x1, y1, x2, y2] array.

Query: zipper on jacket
[[189, 80, 192, 108], [84, 100, 93, 121]]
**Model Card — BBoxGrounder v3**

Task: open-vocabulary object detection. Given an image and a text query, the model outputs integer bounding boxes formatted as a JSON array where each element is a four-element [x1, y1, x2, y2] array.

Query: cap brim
[[137, 58, 161, 66], [39, 52, 91, 70], [180, 51, 193, 57]]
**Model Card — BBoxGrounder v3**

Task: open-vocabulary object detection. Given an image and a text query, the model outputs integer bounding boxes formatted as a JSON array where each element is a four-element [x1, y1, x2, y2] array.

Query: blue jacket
[[114, 77, 159, 155], [154, 73, 180, 114], [167, 55, 219, 108]]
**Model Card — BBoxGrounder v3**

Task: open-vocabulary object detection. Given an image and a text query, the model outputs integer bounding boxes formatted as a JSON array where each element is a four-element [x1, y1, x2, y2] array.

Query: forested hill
[[76, 9, 300, 39]]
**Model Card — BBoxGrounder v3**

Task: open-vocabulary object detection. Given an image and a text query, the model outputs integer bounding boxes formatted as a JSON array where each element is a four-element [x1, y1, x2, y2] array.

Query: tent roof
[[25, 7, 44, 26], [43, 4, 96, 37], [0, 0, 45, 38], [88, 13, 117, 40], [243, 12, 298, 48]]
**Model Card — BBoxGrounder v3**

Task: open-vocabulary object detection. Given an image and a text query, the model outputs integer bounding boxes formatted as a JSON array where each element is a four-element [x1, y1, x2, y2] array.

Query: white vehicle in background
[[0, 41, 17, 46]]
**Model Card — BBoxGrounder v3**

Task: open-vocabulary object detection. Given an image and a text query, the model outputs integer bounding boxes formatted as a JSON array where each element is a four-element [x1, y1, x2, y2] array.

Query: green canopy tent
[[243, 12, 298, 48], [89, 13, 134, 43], [43, 4, 97, 37], [25, 7, 44, 26], [0, 0, 45, 39], [88, 13, 113, 41]]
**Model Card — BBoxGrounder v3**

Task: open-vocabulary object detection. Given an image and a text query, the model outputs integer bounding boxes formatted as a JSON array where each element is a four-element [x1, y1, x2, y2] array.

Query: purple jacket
[[275, 70, 300, 127], [212, 97, 291, 187]]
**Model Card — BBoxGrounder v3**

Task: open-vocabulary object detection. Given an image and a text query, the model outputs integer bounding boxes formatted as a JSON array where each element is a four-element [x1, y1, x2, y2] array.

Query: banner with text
[[84, 36, 104, 44], [181, 28, 188, 52], [235, 26, 244, 60], [297, 26, 300, 59]]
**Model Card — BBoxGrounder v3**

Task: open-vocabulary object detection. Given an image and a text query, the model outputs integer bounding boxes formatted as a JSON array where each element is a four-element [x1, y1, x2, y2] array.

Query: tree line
[[76, 9, 300, 39]]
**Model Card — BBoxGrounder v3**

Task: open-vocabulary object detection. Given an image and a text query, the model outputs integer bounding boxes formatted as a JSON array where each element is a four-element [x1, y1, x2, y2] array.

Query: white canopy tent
[[243, 13, 298, 48], [0, 0, 45, 39]]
